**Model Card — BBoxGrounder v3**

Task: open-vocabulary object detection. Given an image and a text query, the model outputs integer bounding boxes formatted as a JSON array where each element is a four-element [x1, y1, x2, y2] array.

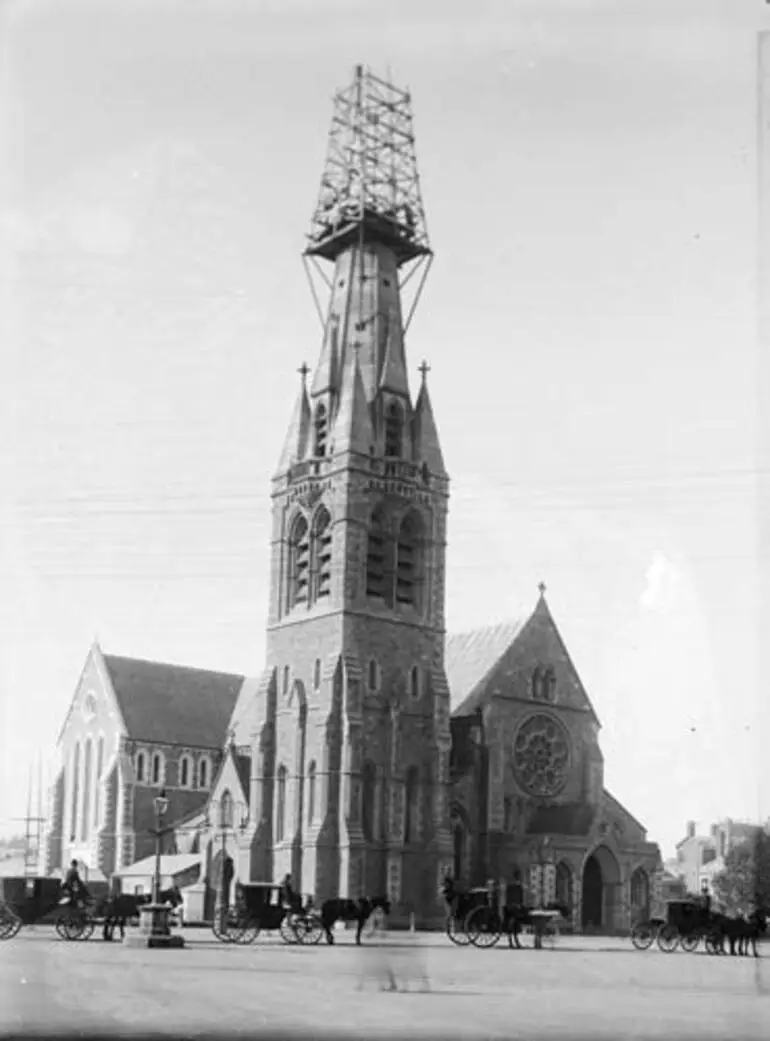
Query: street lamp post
[[152, 788, 169, 905], [124, 786, 184, 950]]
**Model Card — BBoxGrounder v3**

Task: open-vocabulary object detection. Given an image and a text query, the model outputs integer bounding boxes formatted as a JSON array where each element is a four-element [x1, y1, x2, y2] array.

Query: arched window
[[313, 403, 328, 457], [283, 665, 290, 694], [403, 766, 419, 845], [220, 789, 234, 829], [368, 659, 379, 692], [81, 740, 92, 841], [135, 749, 145, 784], [94, 737, 104, 828], [198, 757, 210, 790], [312, 507, 332, 602], [287, 515, 310, 608], [630, 868, 649, 918], [406, 665, 421, 699], [307, 761, 316, 825], [366, 506, 392, 605], [555, 861, 573, 910], [362, 761, 377, 842], [531, 667, 543, 700], [542, 667, 556, 701], [313, 658, 322, 690], [151, 752, 164, 786], [275, 764, 288, 843], [179, 755, 191, 788], [395, 512, 422, 608], [69, 744, 81, 841], [384, 401, 402, 458]]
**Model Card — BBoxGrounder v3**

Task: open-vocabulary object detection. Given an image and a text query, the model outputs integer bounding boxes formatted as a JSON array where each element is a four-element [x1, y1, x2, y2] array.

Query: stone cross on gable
[[298, 362, 310, 384], [418, 359, 430, 384]]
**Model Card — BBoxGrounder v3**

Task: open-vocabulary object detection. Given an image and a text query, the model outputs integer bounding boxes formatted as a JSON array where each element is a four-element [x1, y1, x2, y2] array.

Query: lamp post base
[[124, 903, 185, 950]]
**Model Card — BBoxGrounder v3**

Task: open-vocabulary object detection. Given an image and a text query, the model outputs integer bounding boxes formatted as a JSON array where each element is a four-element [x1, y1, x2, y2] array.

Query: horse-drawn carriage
[[442, 878, 566, 949], [630, 899, 721, 954], [0, 876, 96, 941], [213, 882, 324, 946]]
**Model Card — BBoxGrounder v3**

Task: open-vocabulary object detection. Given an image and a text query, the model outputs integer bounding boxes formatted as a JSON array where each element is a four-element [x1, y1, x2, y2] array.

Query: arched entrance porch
[[581, 845, 621, 934]]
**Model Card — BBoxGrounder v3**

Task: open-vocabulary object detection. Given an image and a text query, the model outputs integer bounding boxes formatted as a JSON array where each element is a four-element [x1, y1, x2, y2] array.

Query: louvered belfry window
[[395, 512, 421, 607], [288, 515, 310, 608], [314, 403, 328, 457], [312, 507, 332, 601], [384, 402, 402, 458], [366, 507, 390, 603]]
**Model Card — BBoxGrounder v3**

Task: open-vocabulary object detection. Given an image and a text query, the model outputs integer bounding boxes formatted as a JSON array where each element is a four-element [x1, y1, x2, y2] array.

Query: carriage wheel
[[296, 913, 324, 946], [705, 931, 722, 955], [446, 915, 471, 946], [656, 925, 680, 953], [0, 908, 21, 940], [466, 906, 502, 949], [280, 915, 300, 944], [630, 923, 655, 951], [233, 918, 260, 945], [58, 915, 85, 942], [212, 908, 237, 943], [680, 933, 700, 954]]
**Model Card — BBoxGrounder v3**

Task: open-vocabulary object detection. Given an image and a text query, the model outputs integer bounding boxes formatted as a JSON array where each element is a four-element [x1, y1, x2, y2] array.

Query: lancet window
[[384, 401, 403, 458], [313, 403, 328, 457], [81, 740, 92, 841], [395, 512, 422, 608], [312, 507, 333, 601], [307, 761, 316, 825], [275, 765, 288, 843], [287, 514, 310, 609], [365, 506, 391, 604]]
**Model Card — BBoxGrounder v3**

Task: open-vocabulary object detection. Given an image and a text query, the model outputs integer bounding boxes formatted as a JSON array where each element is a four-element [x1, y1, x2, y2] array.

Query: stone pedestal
[[124, 904, 185, 949]]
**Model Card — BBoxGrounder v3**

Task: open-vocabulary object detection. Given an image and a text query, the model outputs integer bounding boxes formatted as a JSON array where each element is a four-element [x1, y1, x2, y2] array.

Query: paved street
[[0, 928, 768, 1039]]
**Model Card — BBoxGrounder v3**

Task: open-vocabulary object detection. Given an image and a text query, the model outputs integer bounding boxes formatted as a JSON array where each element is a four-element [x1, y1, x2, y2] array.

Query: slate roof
[[234, 754, 251, 802], [103, 654, 244, 748], [445, 619, 527, 716]]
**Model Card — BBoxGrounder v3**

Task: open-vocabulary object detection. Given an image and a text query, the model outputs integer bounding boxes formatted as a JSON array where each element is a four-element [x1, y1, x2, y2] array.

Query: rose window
[[513, 714, 570, 797]]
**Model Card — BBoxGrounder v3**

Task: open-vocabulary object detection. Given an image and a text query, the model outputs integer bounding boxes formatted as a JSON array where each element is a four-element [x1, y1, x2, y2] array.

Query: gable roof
[[445, 619, 527, 716], [102, 654, 244, 748]]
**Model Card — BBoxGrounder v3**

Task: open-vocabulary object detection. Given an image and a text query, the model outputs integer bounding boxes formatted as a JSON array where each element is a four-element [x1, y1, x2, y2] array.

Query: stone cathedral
[[44, 66, 661, 934]]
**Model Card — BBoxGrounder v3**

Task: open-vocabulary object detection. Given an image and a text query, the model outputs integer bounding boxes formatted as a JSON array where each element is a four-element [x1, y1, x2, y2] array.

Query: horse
[[319, 896, 391, 945], [709, 909, 767, 957], [100, 887, 184, 941]]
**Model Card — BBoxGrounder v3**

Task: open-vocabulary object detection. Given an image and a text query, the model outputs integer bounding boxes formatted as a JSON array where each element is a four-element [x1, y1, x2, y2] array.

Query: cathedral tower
[[246, 66, 453, 922]]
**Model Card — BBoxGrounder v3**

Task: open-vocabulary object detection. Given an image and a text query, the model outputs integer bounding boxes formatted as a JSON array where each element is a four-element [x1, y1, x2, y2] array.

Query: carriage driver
[[61, 860, 86, 908], [280, 873, 297, 912]]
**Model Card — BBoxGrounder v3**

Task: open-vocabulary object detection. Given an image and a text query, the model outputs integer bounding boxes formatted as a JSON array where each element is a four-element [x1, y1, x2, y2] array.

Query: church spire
[[275, 362, 311, 473], [378, 306, 410, 398], [311, 314, 339, 399], [412, 359, 446, 476], [331, 343, 373, 454]]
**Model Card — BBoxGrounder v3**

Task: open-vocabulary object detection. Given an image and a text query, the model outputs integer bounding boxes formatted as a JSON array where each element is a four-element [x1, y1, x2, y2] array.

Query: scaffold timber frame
[[302, 64, 433, 334]]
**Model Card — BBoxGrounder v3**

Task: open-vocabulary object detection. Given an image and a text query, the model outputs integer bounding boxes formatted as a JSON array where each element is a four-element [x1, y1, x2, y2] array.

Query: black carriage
[[655, 899, 720, 954], [445, 887, 490, 946], [213, 882, 322, 946], [0, 876, 96, 941]]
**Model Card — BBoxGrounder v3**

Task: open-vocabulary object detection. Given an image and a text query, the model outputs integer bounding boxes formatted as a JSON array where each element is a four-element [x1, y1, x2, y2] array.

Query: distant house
[[674, 818, 761, 896], [43, 643, 247, 881]]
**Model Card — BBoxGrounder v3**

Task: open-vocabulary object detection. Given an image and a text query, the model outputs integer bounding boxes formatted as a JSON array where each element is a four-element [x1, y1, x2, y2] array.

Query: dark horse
[[99, 887, 183, 941], [320, 896, 391, 945], [710, 909, 767, 957]]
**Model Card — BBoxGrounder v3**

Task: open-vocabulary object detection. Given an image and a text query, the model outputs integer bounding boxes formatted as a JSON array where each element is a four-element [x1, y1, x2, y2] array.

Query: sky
[[0, 0, 767, 859]]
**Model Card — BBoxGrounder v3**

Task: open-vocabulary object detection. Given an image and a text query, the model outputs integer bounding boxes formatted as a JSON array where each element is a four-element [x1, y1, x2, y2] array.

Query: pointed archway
[[581, 845, 621, 933]]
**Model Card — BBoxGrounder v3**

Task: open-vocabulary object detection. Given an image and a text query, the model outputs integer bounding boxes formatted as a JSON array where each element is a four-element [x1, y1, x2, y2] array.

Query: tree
[[712, 831, 770, 914]]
